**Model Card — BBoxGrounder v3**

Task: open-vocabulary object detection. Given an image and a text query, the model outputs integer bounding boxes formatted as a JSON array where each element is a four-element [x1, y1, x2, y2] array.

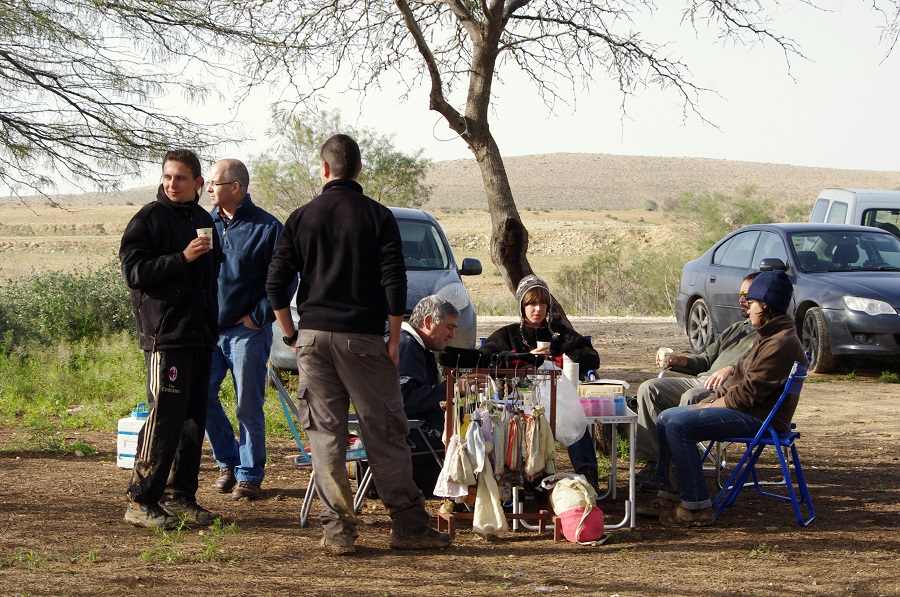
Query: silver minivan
[[809, 188, 900, 238]]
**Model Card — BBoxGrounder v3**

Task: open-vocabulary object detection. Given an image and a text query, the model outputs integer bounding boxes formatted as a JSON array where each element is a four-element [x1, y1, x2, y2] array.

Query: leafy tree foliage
[[0, 0, 283, 195], [250, 109, 431, 217]]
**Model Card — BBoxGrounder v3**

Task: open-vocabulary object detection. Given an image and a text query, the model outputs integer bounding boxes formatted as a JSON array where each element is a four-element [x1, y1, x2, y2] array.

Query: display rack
[[436, 366, 559, 538]]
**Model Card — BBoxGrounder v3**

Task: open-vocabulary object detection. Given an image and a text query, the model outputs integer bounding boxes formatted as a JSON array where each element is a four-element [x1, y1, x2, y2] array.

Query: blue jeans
[[206, 324, 272, 485], [567, 426, 598, 475], [656, 405, 764, 509]]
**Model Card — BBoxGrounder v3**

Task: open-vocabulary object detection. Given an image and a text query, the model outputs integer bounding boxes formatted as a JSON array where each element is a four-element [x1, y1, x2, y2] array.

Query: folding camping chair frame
[[703, 361, 815, 527], [268, 367, 444, 527]]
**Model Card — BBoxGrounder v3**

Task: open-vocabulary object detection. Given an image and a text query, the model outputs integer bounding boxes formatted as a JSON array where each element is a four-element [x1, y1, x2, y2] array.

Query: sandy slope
[[3, 153, 899, 209]]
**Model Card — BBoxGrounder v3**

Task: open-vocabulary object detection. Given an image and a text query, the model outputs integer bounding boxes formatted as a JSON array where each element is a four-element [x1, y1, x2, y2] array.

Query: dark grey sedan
[[675, 223, 900, 373], [269, 207, 482, 372]]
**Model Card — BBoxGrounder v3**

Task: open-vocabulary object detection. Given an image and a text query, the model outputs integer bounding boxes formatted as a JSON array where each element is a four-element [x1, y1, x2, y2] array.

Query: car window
[[713, 231, 759, 268], [862, 209, 900, 239], [810, 199, 829, 223], [396, 219, 451, 270], [752, 231, 788, 269], [790, 230, 900, 271], [825, 201, 849, 224]]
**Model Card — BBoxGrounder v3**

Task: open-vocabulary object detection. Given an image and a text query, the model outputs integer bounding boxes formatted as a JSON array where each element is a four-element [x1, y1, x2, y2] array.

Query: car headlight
[[436, 282, 471, 312], [843, 296, 897, 315]]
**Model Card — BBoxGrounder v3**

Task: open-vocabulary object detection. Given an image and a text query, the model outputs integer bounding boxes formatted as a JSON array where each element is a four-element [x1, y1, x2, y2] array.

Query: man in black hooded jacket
[[119, 149, 222, 530]]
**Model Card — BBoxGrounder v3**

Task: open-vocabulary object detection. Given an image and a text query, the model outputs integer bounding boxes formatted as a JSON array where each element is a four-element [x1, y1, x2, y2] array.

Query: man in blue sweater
[[205, 158, 285, 501], [267, 135, 452, 555]]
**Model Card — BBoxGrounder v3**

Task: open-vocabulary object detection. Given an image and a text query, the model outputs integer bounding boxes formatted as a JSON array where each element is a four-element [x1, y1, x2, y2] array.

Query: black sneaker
[[124, 502, 178, 529], [159, 496, 221, 527], [635, 462, 657, 485], [389, 528, 453, 550]]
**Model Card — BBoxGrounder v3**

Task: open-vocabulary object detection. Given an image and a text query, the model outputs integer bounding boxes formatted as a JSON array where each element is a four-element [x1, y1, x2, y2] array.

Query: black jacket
[[119, 186, 220, 351], [266, 179, 406, 335], [480, 322, 600, 380], [398, 327, 446, 434]]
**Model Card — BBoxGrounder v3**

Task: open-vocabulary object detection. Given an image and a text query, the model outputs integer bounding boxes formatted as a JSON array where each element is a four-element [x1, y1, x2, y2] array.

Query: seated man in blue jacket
[[396, 294, 483, 495]]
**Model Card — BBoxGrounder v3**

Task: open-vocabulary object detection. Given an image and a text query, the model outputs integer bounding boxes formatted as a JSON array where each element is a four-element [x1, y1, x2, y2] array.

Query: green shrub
[[554, 240, 694, 316], [669, 186, 803, 252], [0, 259, 132, 350], [879, 371, 899, 384]]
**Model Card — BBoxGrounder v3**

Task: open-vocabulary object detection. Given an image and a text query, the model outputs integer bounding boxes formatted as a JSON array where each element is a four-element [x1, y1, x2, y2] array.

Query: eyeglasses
[[208, 180, 236, 187], [739, 290, 749, 298]]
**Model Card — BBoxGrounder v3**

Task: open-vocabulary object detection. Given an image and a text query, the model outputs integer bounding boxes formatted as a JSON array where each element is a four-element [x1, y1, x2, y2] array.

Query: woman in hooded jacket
[[480, 275, 601, 493]]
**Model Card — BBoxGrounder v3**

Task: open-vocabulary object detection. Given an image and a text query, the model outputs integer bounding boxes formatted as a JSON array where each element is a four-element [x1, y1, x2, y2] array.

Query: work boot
[[232, 481, 262, 501], [159, 495, 221, 527], [659, 505, 716, 528], [635, 496, 679, 518], [214, 467, 237, 493], [124, 502, 178, 530], [389, 528, 453, 550], [320, 535, 356, 556]]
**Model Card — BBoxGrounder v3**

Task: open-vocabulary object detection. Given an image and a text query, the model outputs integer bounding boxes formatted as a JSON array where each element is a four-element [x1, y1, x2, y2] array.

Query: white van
[[809, 188, 900, 237]]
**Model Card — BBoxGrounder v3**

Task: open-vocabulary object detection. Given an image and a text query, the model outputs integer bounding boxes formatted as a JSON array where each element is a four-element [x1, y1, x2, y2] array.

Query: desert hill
[[3, 153, 899, 209]]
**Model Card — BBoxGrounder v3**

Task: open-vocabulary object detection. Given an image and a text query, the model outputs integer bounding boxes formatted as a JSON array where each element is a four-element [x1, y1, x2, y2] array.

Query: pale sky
[[130, 1, 900, 189]]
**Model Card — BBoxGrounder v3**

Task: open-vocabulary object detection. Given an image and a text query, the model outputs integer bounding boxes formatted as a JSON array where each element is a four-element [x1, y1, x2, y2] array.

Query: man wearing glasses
[[205, 158, 288, 501], [634, 271, 761, 493]]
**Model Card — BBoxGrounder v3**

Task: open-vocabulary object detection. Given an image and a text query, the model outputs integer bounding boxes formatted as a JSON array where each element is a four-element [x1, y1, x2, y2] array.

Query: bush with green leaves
[[0, 260, 131, 351], [251, 108, 432, 220], [667, 186, 809, 252], [555, 240, 692, 316]]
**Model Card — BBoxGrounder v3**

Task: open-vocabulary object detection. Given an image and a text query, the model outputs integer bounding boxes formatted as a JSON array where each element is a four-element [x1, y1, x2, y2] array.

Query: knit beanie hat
[[746, 270, 793, 314], [515, 275, 552, 319]]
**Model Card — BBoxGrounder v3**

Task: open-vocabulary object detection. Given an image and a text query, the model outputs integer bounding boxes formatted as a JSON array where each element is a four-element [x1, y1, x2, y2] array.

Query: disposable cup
[[196, 227, 213, 240], [536, 341, 550, 351], [657, 347, 674, 369]]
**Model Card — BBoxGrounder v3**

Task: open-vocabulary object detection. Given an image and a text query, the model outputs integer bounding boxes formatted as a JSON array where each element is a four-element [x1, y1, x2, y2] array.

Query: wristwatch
[[283, 330, 298, 346]]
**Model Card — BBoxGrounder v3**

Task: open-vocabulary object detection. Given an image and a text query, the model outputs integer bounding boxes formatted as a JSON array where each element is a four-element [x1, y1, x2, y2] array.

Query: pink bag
[[557, 506, 605, 544]]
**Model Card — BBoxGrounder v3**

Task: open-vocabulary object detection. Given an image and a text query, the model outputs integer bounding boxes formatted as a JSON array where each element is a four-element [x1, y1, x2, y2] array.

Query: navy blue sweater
[[211, 195, 284, 329]]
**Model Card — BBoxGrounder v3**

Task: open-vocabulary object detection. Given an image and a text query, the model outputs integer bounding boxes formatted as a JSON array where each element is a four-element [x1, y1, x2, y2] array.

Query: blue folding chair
[[268, 367, 373, 527], [704, 361, 815, 527]]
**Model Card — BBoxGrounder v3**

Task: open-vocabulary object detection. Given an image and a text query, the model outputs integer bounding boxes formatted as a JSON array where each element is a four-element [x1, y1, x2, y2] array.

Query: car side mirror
[[758, 257, 787, 272], [460, 257, 482, 276]]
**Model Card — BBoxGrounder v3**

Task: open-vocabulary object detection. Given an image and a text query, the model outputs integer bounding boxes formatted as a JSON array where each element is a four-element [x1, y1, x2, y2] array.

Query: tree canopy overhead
[[0, 0, 292, 195]]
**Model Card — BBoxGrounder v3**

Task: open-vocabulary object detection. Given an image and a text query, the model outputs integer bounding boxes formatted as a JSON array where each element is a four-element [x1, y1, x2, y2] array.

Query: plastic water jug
[[117, 403, 149, 469]]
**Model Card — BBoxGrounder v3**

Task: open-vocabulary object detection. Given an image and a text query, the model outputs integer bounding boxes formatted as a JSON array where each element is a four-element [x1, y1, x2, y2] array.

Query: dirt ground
[[2, 317, 899, 597]]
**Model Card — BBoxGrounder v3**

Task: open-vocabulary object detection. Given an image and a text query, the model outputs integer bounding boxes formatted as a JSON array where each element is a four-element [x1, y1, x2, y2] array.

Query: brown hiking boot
[[214, 468, 236, 493], [659, 505, 716, 527], [231, 481, 262, 501], [320, 536, 356, 556], [124, 502, 178, 530], [389, 528, 453, 550], [636, 497, 679, 518], [159, 496, 221, 527]]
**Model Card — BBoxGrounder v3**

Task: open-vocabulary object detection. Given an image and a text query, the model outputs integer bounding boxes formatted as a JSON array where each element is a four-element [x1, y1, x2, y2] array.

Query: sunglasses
[[739, 290, 749, 298]]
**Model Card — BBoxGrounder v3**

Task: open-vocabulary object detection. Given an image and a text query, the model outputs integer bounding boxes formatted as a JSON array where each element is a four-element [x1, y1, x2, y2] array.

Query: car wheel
[[687, 298, 714, 353], [801, 307, 837, 373]]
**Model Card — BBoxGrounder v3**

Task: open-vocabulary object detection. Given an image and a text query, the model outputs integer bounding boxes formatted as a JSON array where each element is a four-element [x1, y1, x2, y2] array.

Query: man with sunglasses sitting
[[635, 271, 761, 492]]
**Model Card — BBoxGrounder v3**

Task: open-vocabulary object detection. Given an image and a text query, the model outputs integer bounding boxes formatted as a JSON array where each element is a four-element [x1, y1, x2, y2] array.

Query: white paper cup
[[657, 347, 674, 369], [536, 341, 551, 351], [196, 227, 213, 240]]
